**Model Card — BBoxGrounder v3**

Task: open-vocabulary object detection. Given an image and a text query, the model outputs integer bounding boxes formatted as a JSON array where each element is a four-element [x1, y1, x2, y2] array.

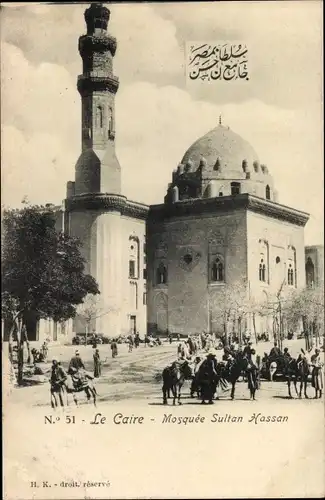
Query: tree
[[77, 294, 102, 344], [285, 284, 324, 350], [209, 282, 248, 345], [2, 205, 100, 384]]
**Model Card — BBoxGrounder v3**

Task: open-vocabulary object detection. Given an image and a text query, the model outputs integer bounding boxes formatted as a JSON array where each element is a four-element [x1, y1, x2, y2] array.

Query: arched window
[[96, 106, 103, 128], [231, 182, 241, 196], [259, 259, 266, 282], [266, 185, 271, 200], [287, 246, 297, 287], [156, 263, 167, 285], [287, 264, 294, 286], [305, 257, 315, 288], [129, 236, 139, 279], [212, 257, 224, 282]]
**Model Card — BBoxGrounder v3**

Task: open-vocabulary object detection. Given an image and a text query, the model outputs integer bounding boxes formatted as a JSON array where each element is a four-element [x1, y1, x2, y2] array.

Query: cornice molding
[[65, 193, 149, 220], [77, 74, 119, 95], [65, 193, 308, 226], [148, 194, 309, 227]]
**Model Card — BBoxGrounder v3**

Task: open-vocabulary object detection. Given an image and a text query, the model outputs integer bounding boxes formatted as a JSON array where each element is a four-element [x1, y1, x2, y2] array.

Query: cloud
[[1, 125, 76, 207], [115, 82, 323, 245], [110, 4, 183, 83], [1, 42, 79, 138], [154, 1, 323, 109], [1, 3, 183, 86]]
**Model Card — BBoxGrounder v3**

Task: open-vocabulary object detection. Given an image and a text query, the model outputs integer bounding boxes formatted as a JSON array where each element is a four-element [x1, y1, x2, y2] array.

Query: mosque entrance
[[129, 315, 136, 335], [155, 292, 168, 335], [157, 311, 167, 335]]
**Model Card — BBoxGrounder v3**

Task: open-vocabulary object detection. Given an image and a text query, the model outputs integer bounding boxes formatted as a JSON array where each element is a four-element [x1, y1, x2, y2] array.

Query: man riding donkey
[[267, 341, 282, 381], [68, 350, 89, 390]]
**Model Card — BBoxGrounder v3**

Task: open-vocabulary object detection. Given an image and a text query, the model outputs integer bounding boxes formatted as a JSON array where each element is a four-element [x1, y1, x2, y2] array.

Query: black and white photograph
[[2, 1, 324, 499]]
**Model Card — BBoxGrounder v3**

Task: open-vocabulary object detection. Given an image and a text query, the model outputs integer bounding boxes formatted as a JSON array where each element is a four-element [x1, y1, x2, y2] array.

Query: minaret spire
[[74, 2, 121, 195]]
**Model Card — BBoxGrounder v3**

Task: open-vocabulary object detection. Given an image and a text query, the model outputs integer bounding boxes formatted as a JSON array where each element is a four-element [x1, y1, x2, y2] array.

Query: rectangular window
[[231, 182, 241, 196], [143, 268, 147, 280], [143, 292, 147, 305], [129, 260, 135, 278]]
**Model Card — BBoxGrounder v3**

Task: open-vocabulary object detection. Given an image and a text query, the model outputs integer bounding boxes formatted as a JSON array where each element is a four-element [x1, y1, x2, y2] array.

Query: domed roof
[[181, 124, 259, 175]]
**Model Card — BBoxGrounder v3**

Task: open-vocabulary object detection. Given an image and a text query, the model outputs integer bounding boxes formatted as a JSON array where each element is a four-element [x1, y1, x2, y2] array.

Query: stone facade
[[147, 195, 309, 337]]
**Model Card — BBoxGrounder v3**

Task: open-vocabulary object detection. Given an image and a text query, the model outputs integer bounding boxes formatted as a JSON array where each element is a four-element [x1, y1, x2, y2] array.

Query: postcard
[[2, 1, 324, 499]]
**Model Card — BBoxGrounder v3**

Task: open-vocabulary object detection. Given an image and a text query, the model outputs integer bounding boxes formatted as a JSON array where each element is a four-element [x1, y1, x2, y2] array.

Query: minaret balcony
[[77, 73, 119, 94], [78, 34, 117, 57]]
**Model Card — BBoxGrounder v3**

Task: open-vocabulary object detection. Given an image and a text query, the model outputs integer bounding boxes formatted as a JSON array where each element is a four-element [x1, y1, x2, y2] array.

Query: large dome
[[181, 124, 259, 175]]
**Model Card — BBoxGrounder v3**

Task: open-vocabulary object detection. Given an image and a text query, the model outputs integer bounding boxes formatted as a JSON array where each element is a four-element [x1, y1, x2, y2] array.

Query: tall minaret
[[74, 2, 121, 195]]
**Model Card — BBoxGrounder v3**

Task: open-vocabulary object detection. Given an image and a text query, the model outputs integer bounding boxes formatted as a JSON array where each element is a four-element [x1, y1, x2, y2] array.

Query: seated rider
[[269, 342, 281, 360], [68, 350, 85, 375], [222, 348, 234, 369], [243, 341, 253, 360], [283, 347, 291, 359]]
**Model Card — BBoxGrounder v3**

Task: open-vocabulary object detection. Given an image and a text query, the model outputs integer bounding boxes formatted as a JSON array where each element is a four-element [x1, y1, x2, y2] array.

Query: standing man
[[111, 339, 118, 358], [246, 348, 260, 400], [310, 348, 323, 399], [93, 348, 101, 378], [50, 359, 67, 408]]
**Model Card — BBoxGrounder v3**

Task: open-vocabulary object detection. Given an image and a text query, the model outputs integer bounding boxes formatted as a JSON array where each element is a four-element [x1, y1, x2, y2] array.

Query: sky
[[1, 1, 323, 245]]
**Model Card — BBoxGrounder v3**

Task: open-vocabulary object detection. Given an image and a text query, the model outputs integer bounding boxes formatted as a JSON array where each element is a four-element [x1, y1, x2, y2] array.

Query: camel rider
[[50, 359, 67, 391], [68, 350, 85, 375], [283, 347, 291, 360], [243, 341, 253, 360], [269, 342, 281, 360], [223, 348, 235, 372]]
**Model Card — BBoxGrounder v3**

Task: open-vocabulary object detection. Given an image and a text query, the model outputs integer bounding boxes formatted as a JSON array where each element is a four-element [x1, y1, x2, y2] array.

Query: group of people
[[126, 332, 142, 352], [50, 349, 98, 395], [263, 341, 324, 395]]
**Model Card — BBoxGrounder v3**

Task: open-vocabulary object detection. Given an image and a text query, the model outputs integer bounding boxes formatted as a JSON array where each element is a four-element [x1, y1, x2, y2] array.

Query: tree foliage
[[2, 205, 100, 383], [2, 205, 99, 323]]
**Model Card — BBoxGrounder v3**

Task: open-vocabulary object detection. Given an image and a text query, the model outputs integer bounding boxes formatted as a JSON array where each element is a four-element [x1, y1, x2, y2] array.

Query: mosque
[[29, 3, 324, 342]]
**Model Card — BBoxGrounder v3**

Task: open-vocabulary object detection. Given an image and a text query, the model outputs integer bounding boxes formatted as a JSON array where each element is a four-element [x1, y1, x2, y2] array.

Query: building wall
[[147, 208, 248, 336], [246, 211, 306, 336], [68, 207, 146, 337], [120, 215, 147, 336], [247, 211, 306, 296]]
